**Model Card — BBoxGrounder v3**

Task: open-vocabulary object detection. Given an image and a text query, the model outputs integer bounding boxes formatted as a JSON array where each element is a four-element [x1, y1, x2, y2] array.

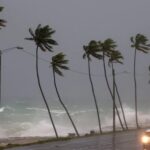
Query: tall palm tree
[[25, 24, 59, 138], [108, 50, 124, 131], [98, 39, 125, 130], [83, 40, 103, 134], [115, 82, 128, 130], [0, 6, 6, 29], [51, 52, 80, 137], [130, 34, 150, 128]]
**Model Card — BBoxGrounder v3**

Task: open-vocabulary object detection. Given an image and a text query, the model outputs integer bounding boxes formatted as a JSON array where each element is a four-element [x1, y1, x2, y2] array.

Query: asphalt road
[[6, 130, 144, 150]]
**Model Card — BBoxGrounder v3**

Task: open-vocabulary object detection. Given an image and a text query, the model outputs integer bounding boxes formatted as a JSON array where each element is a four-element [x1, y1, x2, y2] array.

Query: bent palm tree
[[98, 39, 125, 130], [108, 50, 124, 131], [130, 34, 150, 128], [0, 6, 6, 29], [83, 40, 103, 134], [51, 52, 80, 137], [25, 24, 58, 138]]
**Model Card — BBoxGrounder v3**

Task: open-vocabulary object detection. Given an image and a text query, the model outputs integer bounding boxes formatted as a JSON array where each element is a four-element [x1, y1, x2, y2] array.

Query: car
[[142, 129, 150, 150]]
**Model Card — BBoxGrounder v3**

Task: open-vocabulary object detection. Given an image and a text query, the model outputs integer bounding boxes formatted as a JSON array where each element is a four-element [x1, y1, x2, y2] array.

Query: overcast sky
[[0, 0, 150, 111]]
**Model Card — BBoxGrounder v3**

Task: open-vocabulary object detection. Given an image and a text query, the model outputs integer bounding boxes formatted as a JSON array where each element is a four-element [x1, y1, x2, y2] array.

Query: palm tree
[[83, 40, 103, 134], [115, 82, 128, 130], [98, 39, 125, 130], [0, 6, 6, 29], [109, 51, 128, 130], [130, 34, 150, 128], [25, 24, 59, 138], [108, 50, 124, 132], [51, 52, 80, 137]]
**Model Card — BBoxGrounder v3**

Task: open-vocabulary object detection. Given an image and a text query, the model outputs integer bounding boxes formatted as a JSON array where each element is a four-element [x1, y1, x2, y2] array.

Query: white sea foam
[[26, 107, 66, 117], [26, 107, 47, 112], [17, 120, 75, 137], [1, 104, 150, 138], [0, 107, 5, 112]]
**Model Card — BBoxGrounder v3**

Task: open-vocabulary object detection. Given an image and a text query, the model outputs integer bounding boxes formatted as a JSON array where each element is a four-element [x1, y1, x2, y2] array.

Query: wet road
[[6, 130, 143, 150]]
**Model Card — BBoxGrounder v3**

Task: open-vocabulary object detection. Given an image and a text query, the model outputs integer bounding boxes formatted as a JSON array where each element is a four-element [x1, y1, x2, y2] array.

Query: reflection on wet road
[[6, 130, 143, 150]]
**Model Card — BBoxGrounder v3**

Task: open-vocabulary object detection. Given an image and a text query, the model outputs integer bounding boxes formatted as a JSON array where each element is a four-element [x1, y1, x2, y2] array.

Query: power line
[[20, 49, 130, 77], [21, 49, 50, 63]]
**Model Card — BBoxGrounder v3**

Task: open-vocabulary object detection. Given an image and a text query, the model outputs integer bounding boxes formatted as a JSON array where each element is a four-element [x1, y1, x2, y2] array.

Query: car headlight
[[142, 135, 149, 144]]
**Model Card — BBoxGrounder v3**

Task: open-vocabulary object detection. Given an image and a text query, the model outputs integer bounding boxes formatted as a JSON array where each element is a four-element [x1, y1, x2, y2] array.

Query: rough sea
[[1, 99, 150, 138]]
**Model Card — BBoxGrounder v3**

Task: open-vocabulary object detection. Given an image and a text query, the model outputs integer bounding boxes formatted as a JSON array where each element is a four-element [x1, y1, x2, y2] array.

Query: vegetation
[[0, 6, 6, 29], [108, 50, 124, 132], [51, 52, 80, 137], [25, 24, 59, 138], [130, 34, 150, 128], [98, 39, 125, 130], [1, 4, 150, 139], [83, 40, 103, 134]]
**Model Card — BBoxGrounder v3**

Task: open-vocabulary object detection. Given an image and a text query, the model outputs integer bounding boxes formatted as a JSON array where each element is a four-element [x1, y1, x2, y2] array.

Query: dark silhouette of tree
[[51, 52, 80, 137], [115, 82, 128, 130], [108, 50, 124, 132], [149, 66, 150, 84], [130, 34, 150, 128], [98, 39, 126, 130], [110, 50, 128, 130], [83, 40, 103, 134], [25, 24, 59, 138], [0, 6, 6, 29]]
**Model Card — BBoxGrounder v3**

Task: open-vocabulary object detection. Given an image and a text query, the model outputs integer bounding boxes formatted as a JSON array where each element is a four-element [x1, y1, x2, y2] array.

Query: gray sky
[[0, 0, 150, 111]]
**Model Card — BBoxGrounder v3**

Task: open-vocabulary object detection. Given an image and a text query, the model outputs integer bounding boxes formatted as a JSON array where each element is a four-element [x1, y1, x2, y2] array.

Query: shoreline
[[0, 128, 141, 149]]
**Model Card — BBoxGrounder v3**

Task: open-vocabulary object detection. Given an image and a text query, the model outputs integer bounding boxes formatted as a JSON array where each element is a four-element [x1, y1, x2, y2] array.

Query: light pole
[[0, 46, 23, 106]]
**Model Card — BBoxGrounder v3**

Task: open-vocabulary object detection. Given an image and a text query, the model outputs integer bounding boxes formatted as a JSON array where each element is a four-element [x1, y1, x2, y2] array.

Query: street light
[[0, 46, 23, 106]]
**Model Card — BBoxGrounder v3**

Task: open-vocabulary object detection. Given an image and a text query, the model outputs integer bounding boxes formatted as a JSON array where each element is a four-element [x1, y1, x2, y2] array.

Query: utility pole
[[0, 46, 23, 107]]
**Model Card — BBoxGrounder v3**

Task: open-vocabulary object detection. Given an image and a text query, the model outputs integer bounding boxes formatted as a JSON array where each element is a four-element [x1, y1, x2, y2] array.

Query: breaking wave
[[1, 104, 150, 138]]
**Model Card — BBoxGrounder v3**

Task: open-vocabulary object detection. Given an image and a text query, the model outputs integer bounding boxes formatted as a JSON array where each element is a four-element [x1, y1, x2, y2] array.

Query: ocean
[[0, 100, 150, 138]]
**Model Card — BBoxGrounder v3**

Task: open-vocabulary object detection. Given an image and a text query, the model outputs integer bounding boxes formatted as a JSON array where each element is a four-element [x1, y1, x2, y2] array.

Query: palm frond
[[83, 40, 102, 61], [131, 34, 150, 53], [0, 7, 4, 12], [26, 24, 57, 52], [130, 37, 134, 44], [59, 65, 69, 70], [99, 39, 117, 58], [0, 6, 6, 29], [83, 53, 87, 59], [51, 52, 69, 76], [109, 50, 123, 64], [53, 66, 63, 76]]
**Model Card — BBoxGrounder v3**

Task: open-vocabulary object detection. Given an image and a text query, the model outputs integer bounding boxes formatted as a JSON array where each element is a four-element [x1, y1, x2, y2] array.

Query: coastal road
[[6, 130, 144, 150]]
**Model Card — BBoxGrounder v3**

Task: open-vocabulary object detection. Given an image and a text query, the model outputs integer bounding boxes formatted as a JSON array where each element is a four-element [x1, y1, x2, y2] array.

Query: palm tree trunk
[[88, 58, 102, 134], [112, 65, 116, 133], [0, 52, 2, 107], [102, 54, 124, 130], [52, 68, 80, 137], [115, 82, 128, 130], [134, 48, 139, 128], [36, 47, 59, 138]]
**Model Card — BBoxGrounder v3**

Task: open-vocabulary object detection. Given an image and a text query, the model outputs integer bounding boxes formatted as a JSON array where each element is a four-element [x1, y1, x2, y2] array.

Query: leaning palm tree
[[51, 52, 80, 137], [108, 50, 128, 130], [83, 40, 103, 134], [108, 50, 124, 132], [130, 34, 150, 128], [115, 82, 128, 130], [98, 39, 126, 130], [25, 24, 59, 138], [0, 6, 6, 29]]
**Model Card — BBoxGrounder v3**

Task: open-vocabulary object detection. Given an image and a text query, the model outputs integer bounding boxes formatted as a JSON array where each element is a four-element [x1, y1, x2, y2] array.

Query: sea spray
[[1, 104, 150, 137]]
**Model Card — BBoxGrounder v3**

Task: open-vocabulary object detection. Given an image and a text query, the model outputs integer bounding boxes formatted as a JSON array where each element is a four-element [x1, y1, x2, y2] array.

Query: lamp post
[[0, 46, 23, 106]]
